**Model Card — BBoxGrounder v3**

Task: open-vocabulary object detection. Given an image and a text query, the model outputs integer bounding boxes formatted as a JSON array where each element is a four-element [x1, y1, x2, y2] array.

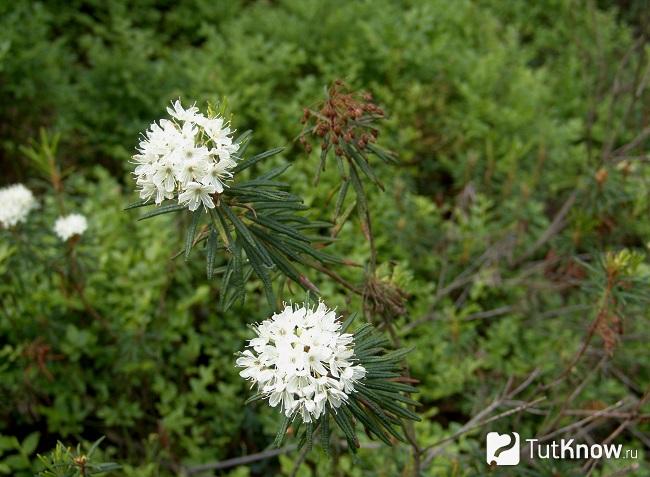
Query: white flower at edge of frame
[[54, 213, 88, 241], [0, 184, 38, 228]]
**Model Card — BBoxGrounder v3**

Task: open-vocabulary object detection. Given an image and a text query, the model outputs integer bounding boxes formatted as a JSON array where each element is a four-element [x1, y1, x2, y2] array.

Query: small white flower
[[173, 147, 210, 186], [54, 213, 88, 241], [178, 182, 217, 211], [166, 99, 202, 124], [237, 301, 365, 421], [0, 184, 38, 228]]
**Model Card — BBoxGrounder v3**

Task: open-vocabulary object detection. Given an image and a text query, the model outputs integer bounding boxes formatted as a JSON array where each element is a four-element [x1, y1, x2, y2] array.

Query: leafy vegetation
[[2, 0, 650, 476]]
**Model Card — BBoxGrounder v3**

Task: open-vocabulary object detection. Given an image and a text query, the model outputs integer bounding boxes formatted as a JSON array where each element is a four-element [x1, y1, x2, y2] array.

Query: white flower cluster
[[0, 184, 38, 228], [237, 302, 366, 423], [132, 100, 239, 211], [54, 213, 87, 241]]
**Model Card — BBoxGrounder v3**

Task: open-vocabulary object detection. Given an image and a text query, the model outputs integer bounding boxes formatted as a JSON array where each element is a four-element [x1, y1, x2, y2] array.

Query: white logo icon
[[486, 432, 520, 466]]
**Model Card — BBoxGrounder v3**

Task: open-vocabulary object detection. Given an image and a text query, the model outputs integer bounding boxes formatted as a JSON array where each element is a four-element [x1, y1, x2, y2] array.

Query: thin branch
[[422, 397, 546, 468], [421, 370, 542, 468], [513, 191, 577, 265], [185, 445, 297, 475]]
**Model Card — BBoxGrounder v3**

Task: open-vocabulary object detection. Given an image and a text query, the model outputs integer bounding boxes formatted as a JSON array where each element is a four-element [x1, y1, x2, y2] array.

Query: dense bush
[[1, 1, 649, 476]]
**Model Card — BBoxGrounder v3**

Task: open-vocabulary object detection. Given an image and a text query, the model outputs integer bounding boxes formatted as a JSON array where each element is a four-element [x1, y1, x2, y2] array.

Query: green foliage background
[[1, 0, 649, 475]]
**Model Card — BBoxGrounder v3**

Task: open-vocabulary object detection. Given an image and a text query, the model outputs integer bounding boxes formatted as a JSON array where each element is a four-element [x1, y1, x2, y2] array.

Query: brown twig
[[421, 370, 542, 468]]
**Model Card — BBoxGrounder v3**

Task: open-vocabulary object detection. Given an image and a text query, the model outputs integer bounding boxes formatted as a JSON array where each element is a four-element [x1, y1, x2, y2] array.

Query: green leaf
[[234, 179, 289, 189], [314, 142, 329, 184], [274, 415, 291, 448], [265, 245, 305, 286], [334, 180, 350, 218], [363, 380, 418, 394], [357, 387, 421, 421], [332, 409, 358, 452], [305, 421, 314, 452], [364, 371, 401, 379], [86, 436, 105, 459], [93, 462, 121, 472], [209, 208, 232, 249], [245, 393, 264, 405], [137, 203, 185, 220], [206, 228, 219, 279], [239, 237, 275, 307], [124, 198, 151, 210], [367, 143, 398, 164], [258, 163, 292, 181], [234, 129, 253, 151], [219, 256, 234, 309], [364, 347, 414, 364], [184, 210, 202, 260], [345, 144, 384, 190], [340, 312, 358, 333], [232, 242, 245, 302], [221, 204, 273, 266], [369, 388, 420, 407], [346, 400, 392, 445], [321, 406, 330, 453], [352, 323, 374, 341], [233, 147, 285, 173], [20, 432, 39, 456], [354, 396, 405, 440], [250, 201, 309, 212], [250, 215, 310, 243]]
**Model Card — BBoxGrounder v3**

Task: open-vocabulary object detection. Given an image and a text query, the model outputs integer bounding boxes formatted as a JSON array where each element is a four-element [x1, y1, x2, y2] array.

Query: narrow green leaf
[[305, 421, 314, 452], [358, 387, 421, 421], [219, 257, 235, 309], [345, 144, 384, 190], [212, 208, 234, 249], [137, 203, 185, 220], [251, 215, 310, 243], [124, 199, 151, 210], [367, 143, 398, 164], [245, 393, 264, 405], [363, 380, 419, 394], [352, 323, 374, 341], [232, 243, 245, 303], [364, 371, 401, 379], [265, 245, 304, 285], [321, 406, 330, 453], [221, 204, 273, 266], [232, 179, 289, 189], [347, 400, 392, 445], [240, 238, 275, 306], [353, 396, 405, 440], [258, 163, 292, 180], [86, 436, 105, 458], [233, 147, 285, 173], [274, 415, 291, 448], [206, 228, 219, 279], [340, 312, 358, 333], [184, 210, 202, 260], [334, 180, 350, 218], [349, 164, 368, 214], [252, 203, 309, 213], [314, 142, 329, 184], [332, 409, 358, 452]]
